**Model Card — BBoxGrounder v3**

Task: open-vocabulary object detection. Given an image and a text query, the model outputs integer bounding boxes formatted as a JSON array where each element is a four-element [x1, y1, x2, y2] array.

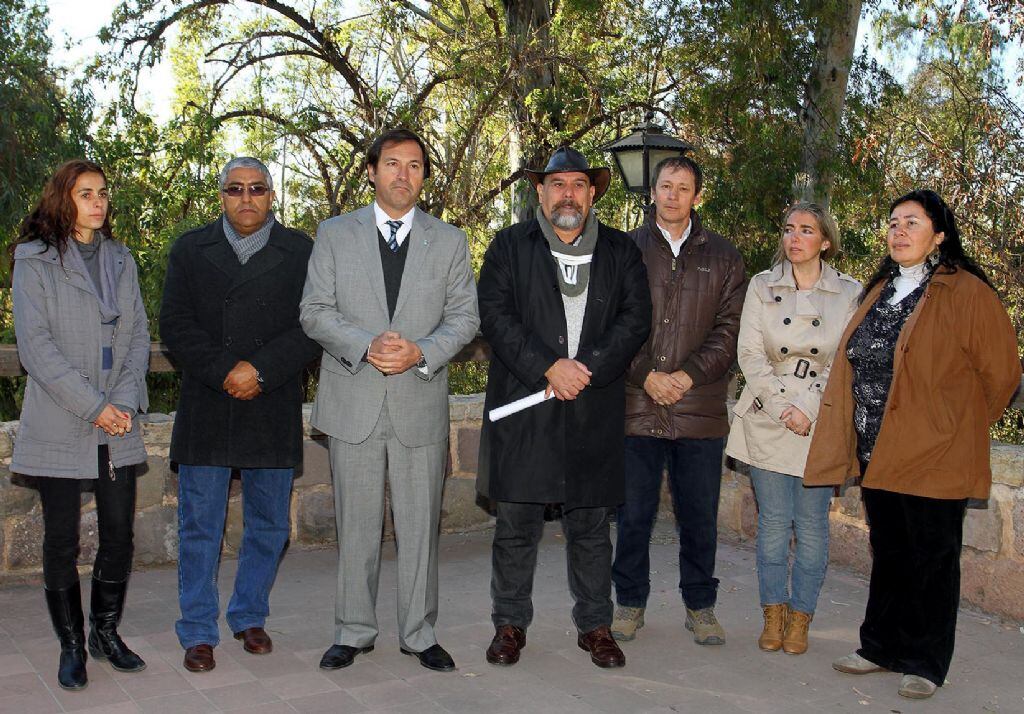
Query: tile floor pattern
[[0, 522, 1021, 713]]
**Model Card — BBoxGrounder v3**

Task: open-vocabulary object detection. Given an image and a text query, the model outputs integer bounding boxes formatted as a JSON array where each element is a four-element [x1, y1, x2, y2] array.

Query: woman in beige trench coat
[[726, 202, 860, 655]]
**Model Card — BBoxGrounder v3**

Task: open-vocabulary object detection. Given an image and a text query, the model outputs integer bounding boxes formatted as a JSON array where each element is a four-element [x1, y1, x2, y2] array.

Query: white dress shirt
[[373, 202, 415, 247], [657, 219, 693, 257]]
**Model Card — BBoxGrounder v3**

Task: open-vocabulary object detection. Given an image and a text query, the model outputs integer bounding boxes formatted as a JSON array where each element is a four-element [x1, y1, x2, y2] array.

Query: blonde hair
[[772, 201, 841, 267]]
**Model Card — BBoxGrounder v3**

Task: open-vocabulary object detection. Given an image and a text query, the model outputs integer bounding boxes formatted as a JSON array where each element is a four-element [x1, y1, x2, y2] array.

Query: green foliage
[[0, 0, 92, 287], [1, 0, 1020, 443]]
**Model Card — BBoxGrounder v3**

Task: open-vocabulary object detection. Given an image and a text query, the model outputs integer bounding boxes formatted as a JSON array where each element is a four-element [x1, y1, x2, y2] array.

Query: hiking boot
[[610, 606, 645, 642], [782, 608, 812, 655], [684, 607, 725, 645], [757, 603, 787, 651]]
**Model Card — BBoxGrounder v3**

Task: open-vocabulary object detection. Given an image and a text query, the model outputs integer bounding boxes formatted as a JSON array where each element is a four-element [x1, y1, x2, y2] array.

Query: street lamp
[[601, 112, 693, 206]]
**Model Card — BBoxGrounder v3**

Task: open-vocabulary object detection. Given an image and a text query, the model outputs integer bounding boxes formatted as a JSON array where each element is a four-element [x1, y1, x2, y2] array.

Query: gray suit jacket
[[300, 204, 480, 446]]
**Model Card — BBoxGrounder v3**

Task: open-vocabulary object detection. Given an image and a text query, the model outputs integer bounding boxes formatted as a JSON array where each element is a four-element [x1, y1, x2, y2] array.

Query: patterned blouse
[[846, 275, 928, 463]]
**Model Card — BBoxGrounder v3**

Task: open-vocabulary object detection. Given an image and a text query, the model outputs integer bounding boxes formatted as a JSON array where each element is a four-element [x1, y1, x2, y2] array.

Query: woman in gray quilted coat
[[9, 160, 150, 690]]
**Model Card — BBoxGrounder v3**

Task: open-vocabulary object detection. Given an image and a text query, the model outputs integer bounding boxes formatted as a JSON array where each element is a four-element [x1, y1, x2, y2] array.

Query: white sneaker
[[898, 674, 937, 699], [832, 652, 888, 674]]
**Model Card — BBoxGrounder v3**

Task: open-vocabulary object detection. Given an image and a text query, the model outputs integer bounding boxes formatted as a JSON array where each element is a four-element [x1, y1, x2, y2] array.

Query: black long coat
[[160, 218, 322, 468], [477, 218, 652, 508]]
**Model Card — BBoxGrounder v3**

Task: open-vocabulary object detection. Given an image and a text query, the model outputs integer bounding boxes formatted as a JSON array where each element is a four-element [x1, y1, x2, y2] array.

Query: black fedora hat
[[524, 147, 612, 201]]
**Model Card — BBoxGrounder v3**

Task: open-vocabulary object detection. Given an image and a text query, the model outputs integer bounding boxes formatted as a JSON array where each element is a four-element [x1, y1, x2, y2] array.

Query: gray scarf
[[223, 212, 276, 264], [65, 233, 121, 324], [537, 206, 598, 297]]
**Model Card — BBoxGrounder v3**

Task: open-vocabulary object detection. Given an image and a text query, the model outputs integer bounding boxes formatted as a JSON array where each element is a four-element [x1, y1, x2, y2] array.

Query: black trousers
[[37, 446, 137, 590], [858, 487, 967, 686], [491, 501, 613, 633]]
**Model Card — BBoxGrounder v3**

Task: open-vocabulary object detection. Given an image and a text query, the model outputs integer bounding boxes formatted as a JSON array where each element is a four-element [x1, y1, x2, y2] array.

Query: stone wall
[[0, 395, 491, 585], [718, 444, 1024, 621], [3, 394, 1023, 623]]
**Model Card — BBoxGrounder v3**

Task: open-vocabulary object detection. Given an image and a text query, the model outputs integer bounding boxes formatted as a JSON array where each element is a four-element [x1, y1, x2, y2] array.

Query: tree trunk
[[793, 0, 863, 208], [503, 0, 556, 223]]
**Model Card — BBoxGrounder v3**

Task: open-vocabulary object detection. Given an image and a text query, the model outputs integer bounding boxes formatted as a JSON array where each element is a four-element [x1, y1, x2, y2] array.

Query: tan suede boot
[[782, 609, 812, 655], [758, 603, 787, 651]]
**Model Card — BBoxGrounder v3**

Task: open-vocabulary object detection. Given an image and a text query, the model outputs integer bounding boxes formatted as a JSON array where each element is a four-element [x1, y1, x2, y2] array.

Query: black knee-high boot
[[44, 583, 88, 690], [87, 577, 146, 672]]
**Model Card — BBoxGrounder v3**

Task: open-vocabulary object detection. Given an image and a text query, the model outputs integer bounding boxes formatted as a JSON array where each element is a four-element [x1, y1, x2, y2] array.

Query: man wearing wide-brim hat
[[476, 146, 652, 669]]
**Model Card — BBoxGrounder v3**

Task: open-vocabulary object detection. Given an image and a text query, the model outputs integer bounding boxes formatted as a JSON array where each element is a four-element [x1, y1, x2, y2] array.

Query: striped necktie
[[385, 220, 403, 252]]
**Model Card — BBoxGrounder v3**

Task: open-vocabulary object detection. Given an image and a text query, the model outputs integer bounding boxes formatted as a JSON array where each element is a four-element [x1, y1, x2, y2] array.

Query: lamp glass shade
[[647, 149, 688, 186], [612, 149, 645, 193]]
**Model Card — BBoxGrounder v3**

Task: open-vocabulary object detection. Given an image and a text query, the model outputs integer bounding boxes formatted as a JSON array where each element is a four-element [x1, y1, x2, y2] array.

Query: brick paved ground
[[0, 522, 1021, 713]]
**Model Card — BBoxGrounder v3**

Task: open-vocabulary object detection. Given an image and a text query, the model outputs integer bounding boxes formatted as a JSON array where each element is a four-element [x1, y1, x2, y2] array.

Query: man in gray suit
[[300, 128, 479, 672]]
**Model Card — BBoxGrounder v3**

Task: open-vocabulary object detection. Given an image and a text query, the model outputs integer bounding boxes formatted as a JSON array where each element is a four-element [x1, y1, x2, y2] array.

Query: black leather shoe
[[319, 644, 373, 670], [400, 643, 455, 672]]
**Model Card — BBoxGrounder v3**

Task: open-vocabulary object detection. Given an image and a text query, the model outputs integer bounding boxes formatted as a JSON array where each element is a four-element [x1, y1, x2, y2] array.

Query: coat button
[[659, 356, 667, 362], [592, 349, 600, 356], [810, 348, 818, 355], [780, 347, 788, 354], [558, 335, 565, 344], [812, 319, 820, 327], [774, 296, 782, 302], [255, 338, 265, 347], [783, 318, 791, 325], [780, 388, 785, 393], [224, 297, 233, 305], [809, 370, 817, 377], [663, 317, 670, 323], [225, 337, 233, 346]]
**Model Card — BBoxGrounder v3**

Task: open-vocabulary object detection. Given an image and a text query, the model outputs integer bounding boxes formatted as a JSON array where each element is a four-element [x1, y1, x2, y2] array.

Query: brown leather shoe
[[234, 627, 273, 655], [486, 625, 526, 666], [183, 644, 215, 672], [577, 625, 625, 668]]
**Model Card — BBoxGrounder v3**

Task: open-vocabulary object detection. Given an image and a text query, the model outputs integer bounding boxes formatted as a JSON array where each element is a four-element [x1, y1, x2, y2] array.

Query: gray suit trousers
[[328, 404, 447, 651]]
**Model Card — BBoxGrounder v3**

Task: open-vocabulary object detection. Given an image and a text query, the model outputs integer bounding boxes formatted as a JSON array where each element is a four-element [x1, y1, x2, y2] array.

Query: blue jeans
[[612, 436, 724, 610], [175, 465, 293, 649], [749, 467, 832, 614]]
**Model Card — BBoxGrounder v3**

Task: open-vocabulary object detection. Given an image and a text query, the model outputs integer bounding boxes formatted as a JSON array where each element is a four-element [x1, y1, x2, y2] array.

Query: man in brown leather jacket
[[610, 155, 746, 646]]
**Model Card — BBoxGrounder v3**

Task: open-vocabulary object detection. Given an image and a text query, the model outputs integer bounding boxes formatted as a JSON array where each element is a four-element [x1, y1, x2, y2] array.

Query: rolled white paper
[[488, 390, 554, 422]]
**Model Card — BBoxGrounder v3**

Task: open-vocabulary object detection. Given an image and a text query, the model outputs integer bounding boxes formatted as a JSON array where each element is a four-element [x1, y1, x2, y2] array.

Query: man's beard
[[551, 202, 584, 230]]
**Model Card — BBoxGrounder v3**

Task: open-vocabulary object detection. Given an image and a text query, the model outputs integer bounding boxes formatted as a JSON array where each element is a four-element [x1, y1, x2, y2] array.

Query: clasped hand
[[643, 370, 693, 406], [94, 404, 132, 437], [368, 331, 422, 375], [545, 358, 592, 400], [780, 406, 811, 436], [223, 360, 261, 400]]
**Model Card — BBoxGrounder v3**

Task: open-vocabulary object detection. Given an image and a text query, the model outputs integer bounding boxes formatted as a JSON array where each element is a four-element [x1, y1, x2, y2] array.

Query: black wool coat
[[160, 218, 322, 468], [477, 217, 652, 508]]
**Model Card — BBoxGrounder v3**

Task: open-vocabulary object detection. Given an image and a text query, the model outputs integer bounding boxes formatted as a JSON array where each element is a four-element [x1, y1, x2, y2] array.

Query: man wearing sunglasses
[[160, 157, 322, 673]]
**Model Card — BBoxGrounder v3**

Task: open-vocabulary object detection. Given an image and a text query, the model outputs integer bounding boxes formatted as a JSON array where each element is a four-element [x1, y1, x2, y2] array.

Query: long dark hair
[[8, 159, 114, 263], [860, 189, 993, 301]]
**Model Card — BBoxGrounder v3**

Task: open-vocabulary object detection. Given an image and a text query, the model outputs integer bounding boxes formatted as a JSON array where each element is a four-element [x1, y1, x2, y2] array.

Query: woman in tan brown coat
[[804, 190, 1021, 700], [727, 203, 860, 656]]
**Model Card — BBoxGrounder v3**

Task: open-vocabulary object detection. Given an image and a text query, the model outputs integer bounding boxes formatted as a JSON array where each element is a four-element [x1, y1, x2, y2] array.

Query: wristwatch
[[416, 355, 427, 369], [254, 369, 265, 384]]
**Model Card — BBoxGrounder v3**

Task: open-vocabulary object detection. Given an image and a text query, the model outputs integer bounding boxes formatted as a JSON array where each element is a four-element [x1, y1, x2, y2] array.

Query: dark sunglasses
[[222, 184, 270, 197]]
